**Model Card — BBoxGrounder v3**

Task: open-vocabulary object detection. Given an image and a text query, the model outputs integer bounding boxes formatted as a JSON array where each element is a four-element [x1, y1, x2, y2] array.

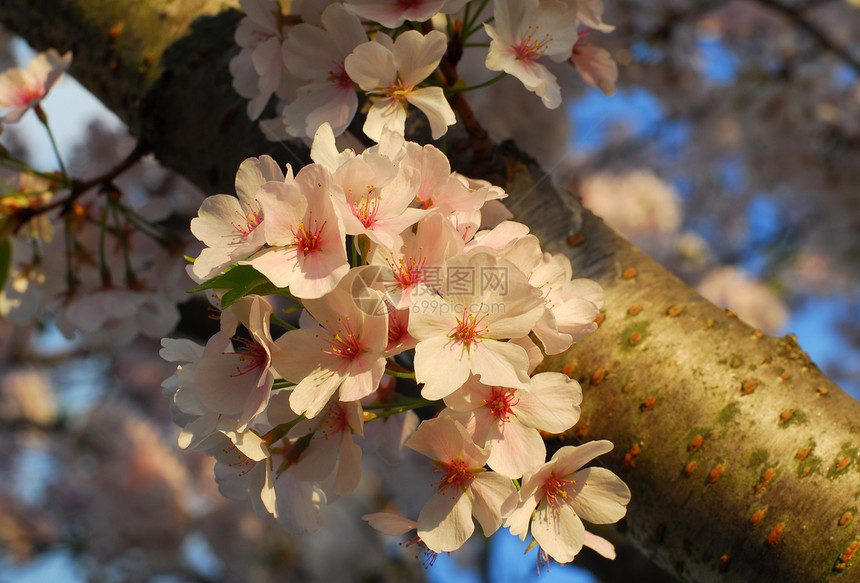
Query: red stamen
[[322, 317, 362, 359], [484, 387, 519, 422], [514, 25, 553, 62], [451, 308, 486, 347], [224, 336, 268, 378], [388, 249, 427, 288], [231, 204, 263, 237], [290, 210, 327, 254], [320, 403, 350, 439], [402, 535, 438, 568], [432, 458, 475, 496], [542, 471, 586, 513], [347, 185, 381, 227]]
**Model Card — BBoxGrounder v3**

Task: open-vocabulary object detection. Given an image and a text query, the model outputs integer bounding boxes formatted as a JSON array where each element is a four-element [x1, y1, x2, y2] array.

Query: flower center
[[347, 185, 380, 228], [320, 403, 350, 438], [514, 26, 552, 63], [10, 80, 44, 107], [323, 318, 362, 359], [542, 472, 583, 513], [485, 387, 519, 422], [290, 211, 326, 254], [433, 458, 475, 496], [220, 442, 258, 477], [388, 250, 427, 288], [231, 204, 263, 237], [451, 309, 486, 347], [382, 79, 412, 105], [226, 336, 268, 378], [329, 61, 353, 90], [387, 305, 409, 347]]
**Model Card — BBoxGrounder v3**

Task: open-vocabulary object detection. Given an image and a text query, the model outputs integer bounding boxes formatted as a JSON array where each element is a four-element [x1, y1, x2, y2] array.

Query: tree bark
[[3, 2, 860, 581]]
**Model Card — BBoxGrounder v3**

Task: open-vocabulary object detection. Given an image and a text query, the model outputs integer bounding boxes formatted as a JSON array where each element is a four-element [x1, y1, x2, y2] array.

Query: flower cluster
[[162, 122, 628, 564], [230, 0, 618, 141]]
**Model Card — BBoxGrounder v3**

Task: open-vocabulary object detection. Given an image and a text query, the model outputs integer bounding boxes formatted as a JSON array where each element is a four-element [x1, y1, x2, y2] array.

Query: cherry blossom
[[409, 252, 544, 400], [367, 212, 463, 309], [328, 144, 425, 250], [344, 30, 456, 140], [442, 372, 582, 478], [193, 295, 280, 431], [190, 155, 286, 281], [484, 0, 580, 109], [230, 0, 290, 120], [498, 235, 604, 354], [246, 163, 349, 298], [159, 337, 229, 452], [272, 268, 388, 418], [401, 142, 507, 239], [210, 391, 327, 534], [506, 440, 630, 564], [290, 401, 364, 497], [405, 416, 516, 552], [570, 35, 618, 97], [0, 48, 71, 122], [280, 4, 367, 138]]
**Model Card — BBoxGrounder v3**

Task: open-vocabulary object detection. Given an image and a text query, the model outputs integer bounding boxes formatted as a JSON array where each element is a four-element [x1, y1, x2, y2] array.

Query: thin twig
[[752, 0, 860, 73], [11, 142, 149, 232]]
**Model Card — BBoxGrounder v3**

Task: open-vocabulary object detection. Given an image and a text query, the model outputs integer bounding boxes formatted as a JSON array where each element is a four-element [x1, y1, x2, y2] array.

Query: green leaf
[[189, 264, 293, 309], [189, 264, 263, 293], [0, 239, 10, 292]]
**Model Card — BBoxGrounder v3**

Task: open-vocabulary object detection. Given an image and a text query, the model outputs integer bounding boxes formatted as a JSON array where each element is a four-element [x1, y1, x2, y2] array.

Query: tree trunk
[[2, 2, 859, 581]]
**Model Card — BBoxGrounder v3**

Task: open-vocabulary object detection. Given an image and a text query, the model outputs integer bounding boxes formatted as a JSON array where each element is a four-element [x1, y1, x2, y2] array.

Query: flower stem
[[34, 105, 68, 178], [462, 0, 492, 42], [116, 203, 173, 244], [107, 191, 136, 286], [97, 205, 111, 285], [270, 314, 296, 331], [384, 367, 416, 379], [445, 72, 507, 95], [363, 398, 436, 420], [0, 157, 70, 187]]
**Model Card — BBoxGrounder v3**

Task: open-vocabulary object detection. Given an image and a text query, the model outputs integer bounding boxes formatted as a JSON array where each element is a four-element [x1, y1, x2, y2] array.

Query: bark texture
[[3, 2, 860, 581], [505, 159, 860, 582]]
